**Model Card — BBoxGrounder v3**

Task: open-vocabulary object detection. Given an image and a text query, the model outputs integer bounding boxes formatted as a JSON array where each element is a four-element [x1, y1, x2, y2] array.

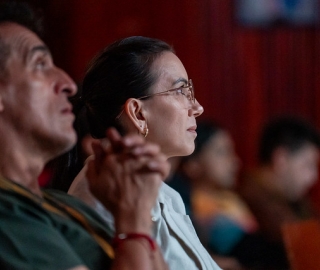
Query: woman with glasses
[[65, 36, 220, 270]]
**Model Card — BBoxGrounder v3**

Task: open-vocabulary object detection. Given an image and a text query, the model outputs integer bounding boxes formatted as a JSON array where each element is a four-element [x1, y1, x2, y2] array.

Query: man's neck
[[1, 170, 44, 198], [0, 151, 45, 197], [0, 126, 50, 197]]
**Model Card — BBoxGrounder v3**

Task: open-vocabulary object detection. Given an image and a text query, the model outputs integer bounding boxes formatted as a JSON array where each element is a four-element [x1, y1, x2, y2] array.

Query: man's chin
[[53, 133, 77, 157]]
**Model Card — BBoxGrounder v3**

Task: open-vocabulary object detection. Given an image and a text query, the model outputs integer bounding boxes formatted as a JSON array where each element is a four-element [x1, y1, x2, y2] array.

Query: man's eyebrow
[[172, 78, 188, 86], [25, 45, 51, 63]]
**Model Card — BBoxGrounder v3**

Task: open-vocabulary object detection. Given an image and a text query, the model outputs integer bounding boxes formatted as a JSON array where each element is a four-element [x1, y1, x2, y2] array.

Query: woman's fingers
[[87, 127, 170, 226]]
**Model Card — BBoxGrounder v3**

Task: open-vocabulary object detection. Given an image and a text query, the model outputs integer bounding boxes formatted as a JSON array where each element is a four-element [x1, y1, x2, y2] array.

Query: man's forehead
[[0, 22, 44, 51]]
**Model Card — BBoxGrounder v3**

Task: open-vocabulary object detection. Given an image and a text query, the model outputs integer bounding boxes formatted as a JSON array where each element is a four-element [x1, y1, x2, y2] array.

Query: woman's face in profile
[[141, 51, 204, 158]]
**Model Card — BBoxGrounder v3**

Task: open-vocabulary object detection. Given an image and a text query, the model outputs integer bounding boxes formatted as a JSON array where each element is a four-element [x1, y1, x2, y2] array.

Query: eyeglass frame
[[116, 79, 195, 119], [137, 78, 195, 103]]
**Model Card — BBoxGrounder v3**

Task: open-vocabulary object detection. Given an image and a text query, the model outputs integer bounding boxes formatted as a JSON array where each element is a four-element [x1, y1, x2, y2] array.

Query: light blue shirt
[[69, 166, 221, 270]]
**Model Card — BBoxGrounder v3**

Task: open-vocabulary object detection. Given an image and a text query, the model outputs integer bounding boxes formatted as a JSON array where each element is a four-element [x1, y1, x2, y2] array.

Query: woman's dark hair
[[80, 36, 174, 138], [50, 36, 174, 191]]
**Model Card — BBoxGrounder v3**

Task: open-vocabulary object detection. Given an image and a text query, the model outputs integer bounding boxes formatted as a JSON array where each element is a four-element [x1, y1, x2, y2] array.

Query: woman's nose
[[191, 99, 204, 117]]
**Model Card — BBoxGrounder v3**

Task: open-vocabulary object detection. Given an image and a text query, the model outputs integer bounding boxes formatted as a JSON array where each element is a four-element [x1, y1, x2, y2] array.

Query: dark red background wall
[[30, 0, 320, 209]]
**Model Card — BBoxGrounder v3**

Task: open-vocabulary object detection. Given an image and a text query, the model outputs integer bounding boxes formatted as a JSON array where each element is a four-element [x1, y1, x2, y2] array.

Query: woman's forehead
[[151, 52, 188, 85]]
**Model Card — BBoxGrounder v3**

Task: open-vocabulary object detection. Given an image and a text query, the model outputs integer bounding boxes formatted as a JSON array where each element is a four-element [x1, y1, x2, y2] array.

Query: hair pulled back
[[50, 36, 174, 191], [79, 36, 174, 138]]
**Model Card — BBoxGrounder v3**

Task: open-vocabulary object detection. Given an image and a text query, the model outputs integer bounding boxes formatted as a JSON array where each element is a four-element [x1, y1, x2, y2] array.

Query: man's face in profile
[[283, 143, 319, 200], [0, 22, 77, 159]]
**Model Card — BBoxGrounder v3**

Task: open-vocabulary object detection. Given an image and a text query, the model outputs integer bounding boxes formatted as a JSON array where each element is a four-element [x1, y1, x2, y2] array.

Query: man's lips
[[61, 105, 73, 114], [61, 105, 75, 121]]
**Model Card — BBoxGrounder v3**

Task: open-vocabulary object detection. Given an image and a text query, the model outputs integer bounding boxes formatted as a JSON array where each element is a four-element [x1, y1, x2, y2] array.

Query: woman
[[67, 36, 221, 269]]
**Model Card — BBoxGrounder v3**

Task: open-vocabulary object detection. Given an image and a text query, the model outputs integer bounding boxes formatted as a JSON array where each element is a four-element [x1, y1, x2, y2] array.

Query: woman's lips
[[187, 125, 197, 133]]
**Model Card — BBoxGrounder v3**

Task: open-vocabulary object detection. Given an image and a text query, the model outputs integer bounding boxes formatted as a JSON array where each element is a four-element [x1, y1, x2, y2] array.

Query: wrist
[[113, 232, 157, 252], [114, 213, 153, 234]]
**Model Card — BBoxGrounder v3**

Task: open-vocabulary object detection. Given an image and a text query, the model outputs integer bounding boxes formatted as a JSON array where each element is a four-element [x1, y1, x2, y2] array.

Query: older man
[[0, 1, 169, 269]]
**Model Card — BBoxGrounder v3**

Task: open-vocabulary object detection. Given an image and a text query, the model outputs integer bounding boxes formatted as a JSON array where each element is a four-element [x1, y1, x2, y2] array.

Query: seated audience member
[[0, 1, 170, 269], [239, 116, 320, 269], [63, 36, 221, 269], [169, 121, 260, 269]]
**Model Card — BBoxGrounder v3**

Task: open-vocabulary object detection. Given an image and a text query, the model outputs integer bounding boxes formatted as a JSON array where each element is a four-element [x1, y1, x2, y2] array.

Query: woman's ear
[[123, 98, 147, 134]]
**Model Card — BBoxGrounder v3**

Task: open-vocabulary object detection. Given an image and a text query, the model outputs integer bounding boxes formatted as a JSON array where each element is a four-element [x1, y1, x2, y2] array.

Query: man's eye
[[34, 57, 49, 69], [35, 60, 46, 69]]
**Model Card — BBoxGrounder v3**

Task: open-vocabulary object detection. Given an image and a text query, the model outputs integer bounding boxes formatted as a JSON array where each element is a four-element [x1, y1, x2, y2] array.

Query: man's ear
[[123, 98, 147, 134]]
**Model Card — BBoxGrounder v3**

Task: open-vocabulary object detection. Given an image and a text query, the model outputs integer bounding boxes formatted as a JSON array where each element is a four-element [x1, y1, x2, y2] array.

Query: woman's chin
[[178, 145, 195, 157], [164, 144, 195, 158]]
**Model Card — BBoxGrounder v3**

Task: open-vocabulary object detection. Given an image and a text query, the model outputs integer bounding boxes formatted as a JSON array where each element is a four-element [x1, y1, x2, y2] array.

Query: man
[[239, 116, 320, 269], [0, 1, 169, 269]]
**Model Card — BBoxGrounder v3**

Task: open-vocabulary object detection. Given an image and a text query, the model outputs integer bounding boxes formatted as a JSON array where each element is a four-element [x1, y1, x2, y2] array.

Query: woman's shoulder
[[159, 182, 187, 214]]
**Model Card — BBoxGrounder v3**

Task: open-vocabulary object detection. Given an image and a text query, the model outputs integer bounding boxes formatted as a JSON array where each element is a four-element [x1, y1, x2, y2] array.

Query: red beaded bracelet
[[112, 233, 156, 251]]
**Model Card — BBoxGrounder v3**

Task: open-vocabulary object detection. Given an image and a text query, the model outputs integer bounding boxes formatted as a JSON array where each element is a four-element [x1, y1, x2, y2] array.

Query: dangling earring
[[143, 124, 149, 138]]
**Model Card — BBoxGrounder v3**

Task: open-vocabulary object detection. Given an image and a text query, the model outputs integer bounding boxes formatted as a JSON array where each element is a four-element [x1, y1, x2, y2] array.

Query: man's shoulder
[[45, 189, 104, 216], [45, 189, 85, 204], [0, 187, 43, 210], [44, 189, 113, 233]]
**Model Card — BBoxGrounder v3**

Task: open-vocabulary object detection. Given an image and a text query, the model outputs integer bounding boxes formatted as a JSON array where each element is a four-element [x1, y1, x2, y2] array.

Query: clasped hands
[[86, 128, 170, 233]]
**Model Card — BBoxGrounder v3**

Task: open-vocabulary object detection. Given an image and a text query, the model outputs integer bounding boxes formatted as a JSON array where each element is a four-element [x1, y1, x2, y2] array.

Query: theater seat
[[282, 219, 320, 270]]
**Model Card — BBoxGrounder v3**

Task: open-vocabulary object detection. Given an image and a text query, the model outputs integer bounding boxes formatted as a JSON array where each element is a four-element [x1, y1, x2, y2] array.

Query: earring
[[143, 125, 149, 138]]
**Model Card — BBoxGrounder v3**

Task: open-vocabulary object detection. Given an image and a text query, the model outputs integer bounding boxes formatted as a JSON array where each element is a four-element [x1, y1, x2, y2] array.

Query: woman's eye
[[179, 85, 188, 93], [175, 88, 183, 95]]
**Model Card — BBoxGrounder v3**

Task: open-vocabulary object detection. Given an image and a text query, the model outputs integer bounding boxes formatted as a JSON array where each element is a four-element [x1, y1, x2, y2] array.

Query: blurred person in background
[[169, 121, 259, 270], [239, 115, 320, 269]]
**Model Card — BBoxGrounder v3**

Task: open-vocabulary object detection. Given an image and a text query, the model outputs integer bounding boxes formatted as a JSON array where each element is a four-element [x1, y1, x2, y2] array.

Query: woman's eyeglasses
[[138, 79, 195, 103], [116, 79, 195, 119]]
